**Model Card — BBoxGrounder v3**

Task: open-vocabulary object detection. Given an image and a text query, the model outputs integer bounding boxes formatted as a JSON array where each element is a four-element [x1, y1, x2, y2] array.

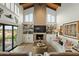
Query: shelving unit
[[46, 24, 56, 34], [23, 24, 34, 43], [59, 21, 79, 39], [23, 24, 34, 34]]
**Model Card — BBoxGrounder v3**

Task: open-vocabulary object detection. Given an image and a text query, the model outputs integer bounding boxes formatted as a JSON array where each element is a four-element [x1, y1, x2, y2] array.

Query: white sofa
[[46, 34, 65, 52], [59, 35, 78, 46], [46, 34, 78, 52]]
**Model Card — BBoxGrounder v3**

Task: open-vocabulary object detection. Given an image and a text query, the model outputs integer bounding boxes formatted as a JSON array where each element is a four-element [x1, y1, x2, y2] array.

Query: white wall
[[16, 6, 24, 45], [0, 4, 17, 24], [57, 3, 79, 28]]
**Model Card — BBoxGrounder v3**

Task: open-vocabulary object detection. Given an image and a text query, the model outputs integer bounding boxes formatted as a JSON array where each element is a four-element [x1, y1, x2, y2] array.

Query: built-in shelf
[[23, 24, 34, 34], [59, 21, 79, 39]]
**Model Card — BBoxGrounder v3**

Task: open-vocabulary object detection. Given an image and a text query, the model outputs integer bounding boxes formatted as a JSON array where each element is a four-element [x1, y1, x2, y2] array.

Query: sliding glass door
[[0, 25, 3, 51], [13, 26, 17, 47], [5, 26, 12, 51], [0, 24, 18, 51]]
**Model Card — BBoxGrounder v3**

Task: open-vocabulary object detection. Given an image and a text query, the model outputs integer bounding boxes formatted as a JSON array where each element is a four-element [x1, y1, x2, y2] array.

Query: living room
[[0, 3, 79, 56]]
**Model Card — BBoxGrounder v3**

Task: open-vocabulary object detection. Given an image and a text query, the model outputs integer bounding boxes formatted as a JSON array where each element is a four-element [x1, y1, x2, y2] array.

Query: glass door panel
[[13, 26, 17, 47], [5, 26, 12, 51], [0, 25, 3, 51]]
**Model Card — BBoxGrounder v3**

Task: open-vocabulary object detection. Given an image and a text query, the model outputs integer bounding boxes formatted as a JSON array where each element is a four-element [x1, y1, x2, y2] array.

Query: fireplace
[[36, 34, 43, 40], [33, 25, 46, 42], [33, 33, 46, 42]]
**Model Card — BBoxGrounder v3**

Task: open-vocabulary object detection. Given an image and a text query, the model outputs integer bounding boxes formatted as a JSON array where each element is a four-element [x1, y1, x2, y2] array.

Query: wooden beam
[[24, 4, 33, 10], [20, 3, 34, 10], [19, 3, 25, 5], [54, 3, 61, 6], [47, 3, 58, 10], [19, 3, 61, 10], [47, 3, 61, 11]]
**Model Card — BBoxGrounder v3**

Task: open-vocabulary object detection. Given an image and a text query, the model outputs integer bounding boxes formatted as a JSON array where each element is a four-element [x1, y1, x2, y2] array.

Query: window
[[15, 4, 19, 15], [29, 13, 33, 22], [51, 16, 55, 22], [0, 3, 19, 16], [11, 3, 15, 12], [5, 3, 11, 9], [47, 14, 55, 23], [5, 26, 12, 51], [25, 15, 29, 22], [0, 25, 3, 51], [25, 13, 33, 22], [17, 7, 19, 15], [47, 14, 51, 22], [15, 5, 17, 14]]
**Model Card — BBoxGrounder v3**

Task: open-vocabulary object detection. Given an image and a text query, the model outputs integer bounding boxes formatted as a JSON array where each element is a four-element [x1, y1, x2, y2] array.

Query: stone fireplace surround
[[33, 4, 46, 42]]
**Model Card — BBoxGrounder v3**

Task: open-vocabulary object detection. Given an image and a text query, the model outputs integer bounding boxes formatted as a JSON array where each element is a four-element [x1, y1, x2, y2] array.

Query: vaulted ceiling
[[20, 3, 61, 11]]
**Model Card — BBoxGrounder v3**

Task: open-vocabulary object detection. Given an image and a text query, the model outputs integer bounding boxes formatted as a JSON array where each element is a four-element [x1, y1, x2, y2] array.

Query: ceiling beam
[[20, 3, 61, 10], [20, 3, 33, 10], [47, 3, 60, 11], [19, 3, 25, 5], [54, 3, 61, 6], [24, 4, 33, 10]]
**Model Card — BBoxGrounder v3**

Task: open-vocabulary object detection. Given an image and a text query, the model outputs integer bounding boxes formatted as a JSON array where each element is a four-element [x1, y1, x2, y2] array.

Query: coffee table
[[32, 43, 48, 54]]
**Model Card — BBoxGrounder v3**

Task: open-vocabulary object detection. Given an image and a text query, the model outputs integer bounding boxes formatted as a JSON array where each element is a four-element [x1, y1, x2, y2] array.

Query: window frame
[[5, 3, 11, 10], [0, 25, 3, 51], [15, 4, 19, 15], [24, 13, 33, 23], [47, 13, 55, 23], [2, 3, 20, 16], [11, 3, 15, 12]]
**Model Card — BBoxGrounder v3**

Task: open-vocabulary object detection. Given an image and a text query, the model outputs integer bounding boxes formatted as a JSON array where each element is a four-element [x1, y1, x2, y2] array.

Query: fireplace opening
[[36, 34, 43, 40]]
